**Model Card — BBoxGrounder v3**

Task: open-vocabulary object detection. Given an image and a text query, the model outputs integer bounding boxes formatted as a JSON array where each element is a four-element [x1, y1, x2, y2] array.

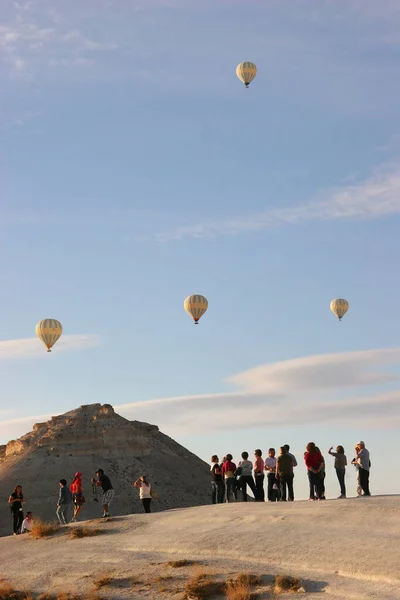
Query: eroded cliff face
[[2, 404, 160, 460], [0, 403, 210, 537]]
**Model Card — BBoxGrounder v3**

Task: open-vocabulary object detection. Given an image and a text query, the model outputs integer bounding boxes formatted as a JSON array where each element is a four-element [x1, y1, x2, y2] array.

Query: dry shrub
[[0, 583, 33, 600], [31, 519, 59, 539], [70, 527, 100, 539], [225, 581, 251, 600], [225, 574, 262, 600], [228, 574, 261, 588], [168, 559, 195, 568], [183, 571, 225, 600], [93, 576, 113, 590], [274, 575, 301, 594]]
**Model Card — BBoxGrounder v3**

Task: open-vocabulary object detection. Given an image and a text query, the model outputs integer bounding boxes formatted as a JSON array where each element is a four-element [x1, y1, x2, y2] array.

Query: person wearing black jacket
[[8, 485, 24, 535], [92, 469, 115, 518]]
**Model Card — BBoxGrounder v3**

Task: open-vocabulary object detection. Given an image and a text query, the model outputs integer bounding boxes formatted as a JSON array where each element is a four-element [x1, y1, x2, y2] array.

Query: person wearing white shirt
[[20, 511, 33, 534], [264, 448, 279, 502], [356, 441, 371, 496]]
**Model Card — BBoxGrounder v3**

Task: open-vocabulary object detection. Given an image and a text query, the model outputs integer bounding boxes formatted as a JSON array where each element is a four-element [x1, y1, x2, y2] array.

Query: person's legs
[[315, 474, 324, 499], [287, 474, 294, 501], [217, 482, 224, 504], [364, 470, 371, 495], [57, 506, 65, 525], [356, 470, 362, 496], [255, 474, 265, 502], [279, 476, 287, 501], [142, 498, 152, 513], [12, 512, 19, 534], [241, 477, 247, 501], [233, 478, 240, 500], [307, 471, 315, 499], [211, 482, 217, 504], [336, 468, 346, 497], [226, 478, 235, 502], [17, 512, 24, 533], [246, 475, 257, 501], [267, 473, 275, 501], [359, 468, 371, 495]]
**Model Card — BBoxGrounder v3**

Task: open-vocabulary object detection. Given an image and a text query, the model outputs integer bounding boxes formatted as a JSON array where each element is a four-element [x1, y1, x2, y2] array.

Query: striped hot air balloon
[[184, 295, 208, 324], [330, 299, 349, 321], [36, 318, 63, 352], [236, 62, 257, 88]]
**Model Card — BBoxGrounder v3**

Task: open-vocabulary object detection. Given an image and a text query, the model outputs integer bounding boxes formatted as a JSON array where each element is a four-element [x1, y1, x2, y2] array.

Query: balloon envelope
[[184, 295, 208, 324], [330, 299, 349, 321], [36, 318, 63, 351], [236, 62, 257, 87]]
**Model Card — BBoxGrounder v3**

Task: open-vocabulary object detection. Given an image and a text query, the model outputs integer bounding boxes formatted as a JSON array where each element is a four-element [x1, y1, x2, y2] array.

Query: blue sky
[[1, 0, 400, 500]]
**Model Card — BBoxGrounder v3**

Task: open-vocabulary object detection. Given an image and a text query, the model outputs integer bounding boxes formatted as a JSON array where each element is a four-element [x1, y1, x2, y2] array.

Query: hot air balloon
[[330, 299, 349, 321], [36, 318, 63, 352], [236, 62, 257, 88], [184, 295, 208, 324]]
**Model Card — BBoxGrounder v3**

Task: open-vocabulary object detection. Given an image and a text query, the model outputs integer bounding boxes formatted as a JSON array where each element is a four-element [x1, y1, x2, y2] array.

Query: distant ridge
[[0, 403, 210, 537]]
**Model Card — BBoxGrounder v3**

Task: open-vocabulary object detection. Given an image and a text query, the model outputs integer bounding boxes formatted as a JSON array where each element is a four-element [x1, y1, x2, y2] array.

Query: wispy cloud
[[153, 164, 400, 242], [114, 348, 400, 433], [0, 5, 118, 77], [1, 347, 399, 443], [0, 334, 100, 360]]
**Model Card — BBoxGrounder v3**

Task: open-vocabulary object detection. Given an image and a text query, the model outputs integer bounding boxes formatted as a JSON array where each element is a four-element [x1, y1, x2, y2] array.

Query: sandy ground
[[1, 495, 399, 599]]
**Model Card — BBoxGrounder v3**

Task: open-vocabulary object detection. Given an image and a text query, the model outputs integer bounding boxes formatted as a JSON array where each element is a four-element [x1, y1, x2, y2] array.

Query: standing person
[[210, 455, 224, 504], [315, 447, 326, 500], [254, 449, 265, 502], [70, 472, 85, 522], [304, 443, 325, 501], [237, 452, 257, 502], [220, 456, 227, 503], [328, 446, 347, 498], [21, 512, 33, 534], [351, 446, 362, 497], [57, 479, 73, 525], [283, 445, 298, 467], [264, 448, 279, 502], [276, 446, 294, 501], [8, 485, 24, 535], [221, 454, 237, 503], [92, 469, 115, 518], [134, 475, 152, 513], [356, 441, 371, 496]]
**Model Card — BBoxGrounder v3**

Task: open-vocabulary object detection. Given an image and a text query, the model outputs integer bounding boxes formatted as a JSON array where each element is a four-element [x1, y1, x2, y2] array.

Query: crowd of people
[[7, 469, 154, 535], [210, 441, 372, 503], [7, 441, 372, 535]]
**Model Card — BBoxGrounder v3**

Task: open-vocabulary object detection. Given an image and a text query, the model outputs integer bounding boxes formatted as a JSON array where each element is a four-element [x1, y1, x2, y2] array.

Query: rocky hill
[[0, 403, 210, 537]]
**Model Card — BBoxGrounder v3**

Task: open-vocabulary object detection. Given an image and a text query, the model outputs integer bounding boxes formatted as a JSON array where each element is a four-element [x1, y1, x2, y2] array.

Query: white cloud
[[1, 347, 399, 444], [0, 413, 52, 444], [0, 334, 100, 360], [0, 14, 118, 77], [153, 164, 400, 242], [114, 348, 400, 433]]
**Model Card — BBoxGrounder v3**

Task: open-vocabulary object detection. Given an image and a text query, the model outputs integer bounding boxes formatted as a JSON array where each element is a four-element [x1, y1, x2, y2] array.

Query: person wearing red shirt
[[221, 454, 236, 503], [70, 472, 85, 521], [304, 443, 325, 500]]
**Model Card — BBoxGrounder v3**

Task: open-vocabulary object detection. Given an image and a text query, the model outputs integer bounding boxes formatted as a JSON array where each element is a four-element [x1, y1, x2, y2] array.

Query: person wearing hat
[[355, 441, 371, 496], [70, 472, 85, 522], [92, 469, 115, 518]]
